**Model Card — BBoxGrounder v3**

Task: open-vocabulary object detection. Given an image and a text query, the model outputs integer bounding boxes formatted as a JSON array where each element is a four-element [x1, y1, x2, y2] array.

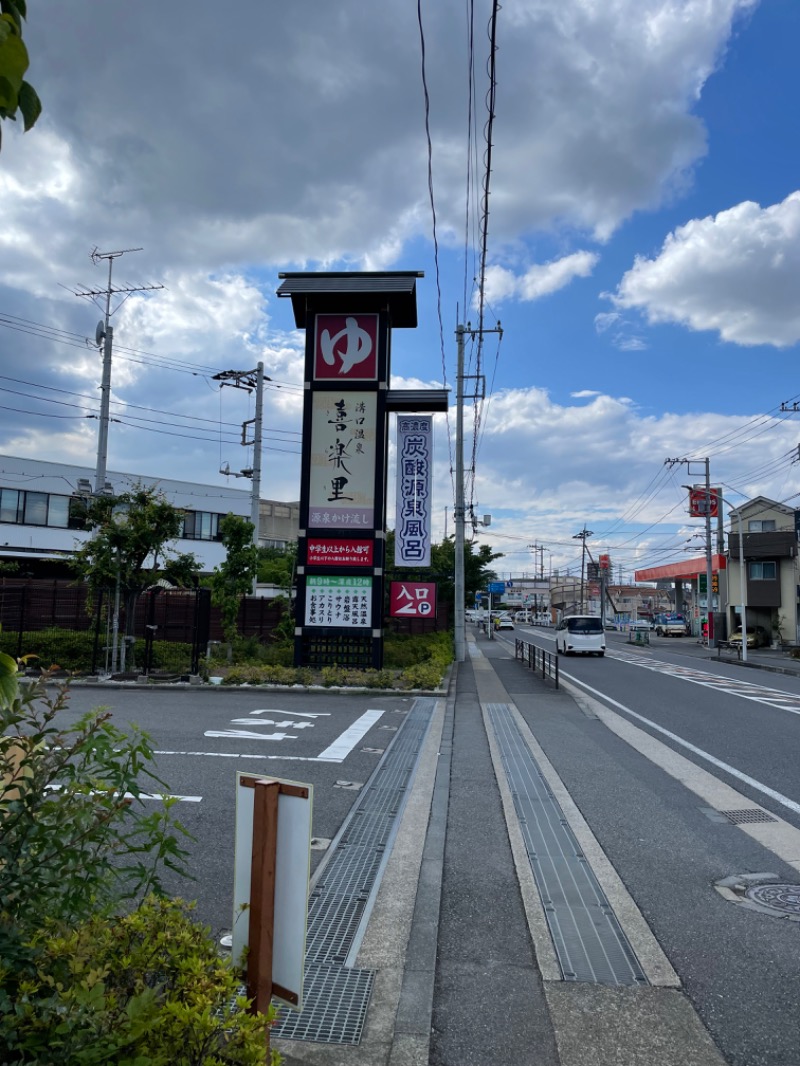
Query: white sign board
[[232, 773, 313, 1010], [395, 415, 433, 566], [304, 575, 373, 627]]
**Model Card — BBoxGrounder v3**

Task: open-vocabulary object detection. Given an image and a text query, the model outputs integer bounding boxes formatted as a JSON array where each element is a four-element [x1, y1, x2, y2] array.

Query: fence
[[514, 637, 559, 688], [0, 579, 451, 678], [0, 582, 214, 677]]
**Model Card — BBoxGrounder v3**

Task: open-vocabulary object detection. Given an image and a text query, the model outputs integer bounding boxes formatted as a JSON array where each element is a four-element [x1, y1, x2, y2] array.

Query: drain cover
[[745, 883, 800, 916]]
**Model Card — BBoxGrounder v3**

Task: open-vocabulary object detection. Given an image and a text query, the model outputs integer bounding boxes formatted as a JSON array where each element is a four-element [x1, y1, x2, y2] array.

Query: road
[[53, 686, 416, 938], [495, 623, 800, 1066]]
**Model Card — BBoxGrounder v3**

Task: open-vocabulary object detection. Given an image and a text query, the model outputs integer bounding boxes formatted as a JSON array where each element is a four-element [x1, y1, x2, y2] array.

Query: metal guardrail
[[514, 638, 559, 688]]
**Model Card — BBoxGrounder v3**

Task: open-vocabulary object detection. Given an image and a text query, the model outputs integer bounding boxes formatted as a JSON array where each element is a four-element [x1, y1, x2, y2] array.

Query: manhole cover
[[745, 883, 800, 916]]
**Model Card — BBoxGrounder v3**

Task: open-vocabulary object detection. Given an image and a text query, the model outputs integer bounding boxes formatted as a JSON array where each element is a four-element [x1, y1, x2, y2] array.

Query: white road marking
[[607, 649, 800, 716], [203, 730, 296, 741], [46, 784, 201, 802], [154, 750, 326, 761], [229, 718, 314, 728], [315, 708, 385, 762], [249, 710, 330, 718], [565, 675, 800, 817]]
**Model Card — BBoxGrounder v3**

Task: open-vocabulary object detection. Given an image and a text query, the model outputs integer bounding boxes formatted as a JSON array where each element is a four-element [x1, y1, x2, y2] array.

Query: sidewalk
[[386, 631, 732, 1066]]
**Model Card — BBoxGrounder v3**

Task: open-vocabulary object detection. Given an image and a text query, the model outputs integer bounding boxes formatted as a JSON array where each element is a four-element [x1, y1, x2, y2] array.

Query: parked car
[[628, 619, 654, 631], [494, 614, 514, 630], [514, 610, 532, 623], [555, 615, 605, 656], [728, 625, 770, 649]]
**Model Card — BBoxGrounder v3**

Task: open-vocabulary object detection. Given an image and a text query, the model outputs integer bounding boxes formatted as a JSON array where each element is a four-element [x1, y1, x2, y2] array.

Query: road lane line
[[563, 674, 800, 817], [315, 708, 385, 762]]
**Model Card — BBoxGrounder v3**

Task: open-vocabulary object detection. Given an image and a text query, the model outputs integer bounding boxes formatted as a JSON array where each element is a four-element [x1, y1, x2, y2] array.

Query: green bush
[[2, 895, 276, 1066], [0, 657, 278, 1064], [383, 631, 452, 669], [0, 629, 96, 673], [398, 662, 447, 690]]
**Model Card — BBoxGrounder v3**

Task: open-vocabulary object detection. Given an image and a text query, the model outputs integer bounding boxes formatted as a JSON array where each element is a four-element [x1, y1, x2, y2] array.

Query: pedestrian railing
[[514, 638, 559, 689]]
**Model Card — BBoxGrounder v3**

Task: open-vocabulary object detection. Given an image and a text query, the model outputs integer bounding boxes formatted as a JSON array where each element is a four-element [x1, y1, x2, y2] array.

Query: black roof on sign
[[276, 271, 423, 328]]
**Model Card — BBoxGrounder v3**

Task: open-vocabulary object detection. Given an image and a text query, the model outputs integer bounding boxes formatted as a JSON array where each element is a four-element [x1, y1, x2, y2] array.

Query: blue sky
[[1, 0, 799, 582]]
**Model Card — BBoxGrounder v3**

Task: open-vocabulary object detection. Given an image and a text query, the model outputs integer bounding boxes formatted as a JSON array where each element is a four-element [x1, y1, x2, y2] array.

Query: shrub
[[0, 629, 96, 673], [399, 662, 447, 690], [1, 896, 277, 1066], [0, 656, 279, 1064]]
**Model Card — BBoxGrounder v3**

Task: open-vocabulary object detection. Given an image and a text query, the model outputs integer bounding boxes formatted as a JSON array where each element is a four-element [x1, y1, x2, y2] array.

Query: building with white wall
[[0, 454, 255, 575]]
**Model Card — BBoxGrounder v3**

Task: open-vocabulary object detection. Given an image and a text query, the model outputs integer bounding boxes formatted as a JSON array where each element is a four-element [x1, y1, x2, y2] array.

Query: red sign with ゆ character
[[314, 314, 379, 380]]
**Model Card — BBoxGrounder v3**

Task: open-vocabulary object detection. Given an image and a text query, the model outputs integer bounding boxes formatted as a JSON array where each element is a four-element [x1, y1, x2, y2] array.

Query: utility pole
[[667, 456, 715, 646], [214, 364, 269, 592], [73, 248, 163, 495], [453, 321, 497, 662], [572, 527, 593, 613]]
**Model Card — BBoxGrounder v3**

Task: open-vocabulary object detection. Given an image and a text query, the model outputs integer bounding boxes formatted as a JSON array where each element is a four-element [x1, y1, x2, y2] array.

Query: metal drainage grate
[[272, 697, 436, 1045], [721, 808, 777, 825], [745, 883, 800, 916], [486, 703, 647, 987]]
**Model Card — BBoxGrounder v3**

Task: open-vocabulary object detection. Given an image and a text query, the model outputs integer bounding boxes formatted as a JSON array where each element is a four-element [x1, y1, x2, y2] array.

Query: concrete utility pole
[[453, 321, 498, 662], [214, 364, 269, 591], [667, 456, 716, 646], [572, 527, 593, 613], [73, 247, 163, 495]]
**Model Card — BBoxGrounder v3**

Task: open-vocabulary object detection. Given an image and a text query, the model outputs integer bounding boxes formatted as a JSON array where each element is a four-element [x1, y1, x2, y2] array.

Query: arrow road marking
[[229, 718, 314, 728], [204, 730, 296, 741], [249, 710, 330, 718]]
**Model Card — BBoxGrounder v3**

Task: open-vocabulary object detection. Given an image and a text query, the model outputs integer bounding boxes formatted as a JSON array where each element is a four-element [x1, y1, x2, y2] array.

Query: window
[[749, 561, 776, 580], [0, 488, 21, 523], [182, 510, 222, 541], [748, 519, 776, 532], [47, 495, 70, 528], [0, 488, 75, 528]]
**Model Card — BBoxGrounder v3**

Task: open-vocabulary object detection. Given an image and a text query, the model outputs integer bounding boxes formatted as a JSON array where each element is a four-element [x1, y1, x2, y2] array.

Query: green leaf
[[0, 650, 18, 709], [18, 77, 40, 130], [0, 1, 22, 31], [0, 72, 16, 113], [0, 18, 27, 92]]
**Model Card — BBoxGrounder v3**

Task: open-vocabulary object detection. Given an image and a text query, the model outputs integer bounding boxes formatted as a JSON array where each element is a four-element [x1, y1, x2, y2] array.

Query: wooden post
[[248, 779, 280, 1052]]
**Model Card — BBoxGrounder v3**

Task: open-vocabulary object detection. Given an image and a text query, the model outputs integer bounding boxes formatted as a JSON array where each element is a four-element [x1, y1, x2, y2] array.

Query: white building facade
[[0, 454, 254, 574]]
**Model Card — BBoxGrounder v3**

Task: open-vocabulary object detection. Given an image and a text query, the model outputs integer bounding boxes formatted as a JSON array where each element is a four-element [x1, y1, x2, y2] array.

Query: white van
[[555, 615, 606, 656]]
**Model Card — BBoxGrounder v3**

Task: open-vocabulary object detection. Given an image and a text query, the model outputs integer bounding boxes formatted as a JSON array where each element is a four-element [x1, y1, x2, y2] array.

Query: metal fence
[[514, 637, 559, 688]]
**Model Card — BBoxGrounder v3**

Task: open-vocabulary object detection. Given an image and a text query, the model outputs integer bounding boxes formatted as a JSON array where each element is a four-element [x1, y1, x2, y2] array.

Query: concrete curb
[[387, 663, 456, 1066]]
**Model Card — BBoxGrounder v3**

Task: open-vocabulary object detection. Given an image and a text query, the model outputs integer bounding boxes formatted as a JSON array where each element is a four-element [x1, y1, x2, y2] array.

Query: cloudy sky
[[2, 0, 799, 581]]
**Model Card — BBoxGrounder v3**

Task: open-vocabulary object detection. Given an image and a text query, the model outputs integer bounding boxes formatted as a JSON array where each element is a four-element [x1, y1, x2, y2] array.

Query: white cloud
[[442, 384, 798, 572], [612, 192, 800, 346], [483, 251, 599, 306]]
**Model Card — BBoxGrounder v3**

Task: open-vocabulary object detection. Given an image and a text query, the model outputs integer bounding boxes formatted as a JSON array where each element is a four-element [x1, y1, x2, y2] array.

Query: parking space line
[[315, 709, 385, 762]]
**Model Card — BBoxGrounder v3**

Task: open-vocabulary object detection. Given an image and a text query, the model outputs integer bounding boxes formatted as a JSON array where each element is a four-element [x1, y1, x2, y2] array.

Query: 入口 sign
[[390, 581, 436, 618]]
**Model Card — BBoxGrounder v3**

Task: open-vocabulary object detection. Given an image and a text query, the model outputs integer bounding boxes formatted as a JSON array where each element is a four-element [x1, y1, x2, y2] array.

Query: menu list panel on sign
[[304, 576, 373, 628]]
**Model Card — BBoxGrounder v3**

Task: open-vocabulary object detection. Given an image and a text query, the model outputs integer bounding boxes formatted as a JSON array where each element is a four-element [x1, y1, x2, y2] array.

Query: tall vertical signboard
[[395, 415, 433, 567], [277, 273, 431, 670]]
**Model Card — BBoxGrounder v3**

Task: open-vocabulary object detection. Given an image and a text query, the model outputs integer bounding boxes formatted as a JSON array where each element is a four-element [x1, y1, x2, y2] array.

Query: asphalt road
[[52, 685, 415, 938]]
